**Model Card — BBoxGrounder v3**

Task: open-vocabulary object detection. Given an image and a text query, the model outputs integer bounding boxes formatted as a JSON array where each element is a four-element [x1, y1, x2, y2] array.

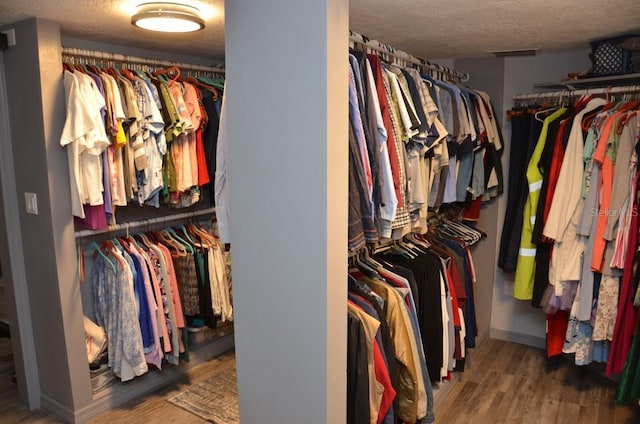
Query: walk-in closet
[[0, 1, 640, 423]]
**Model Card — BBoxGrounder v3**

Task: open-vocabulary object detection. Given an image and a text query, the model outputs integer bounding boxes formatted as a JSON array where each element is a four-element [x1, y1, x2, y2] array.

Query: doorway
[[0, 192, 14, 387], [0, 48, 40, 409]]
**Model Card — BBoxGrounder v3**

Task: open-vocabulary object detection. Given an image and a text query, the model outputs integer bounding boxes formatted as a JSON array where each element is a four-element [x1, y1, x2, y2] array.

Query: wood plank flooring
[[1, 337, 638, 423], [0, 279, 10, 337], [0, 277, 8, 321], [435, 338, 640, 424]]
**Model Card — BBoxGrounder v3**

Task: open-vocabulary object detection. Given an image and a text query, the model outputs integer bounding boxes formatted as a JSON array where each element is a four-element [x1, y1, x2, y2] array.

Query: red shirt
[[368, 54, 403, 208]]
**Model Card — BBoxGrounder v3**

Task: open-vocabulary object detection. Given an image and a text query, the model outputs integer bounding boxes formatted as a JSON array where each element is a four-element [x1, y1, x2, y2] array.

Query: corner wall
[[453, 57, 505, 340], [456, 49, 592, 348], [3, 18, 93, 416]]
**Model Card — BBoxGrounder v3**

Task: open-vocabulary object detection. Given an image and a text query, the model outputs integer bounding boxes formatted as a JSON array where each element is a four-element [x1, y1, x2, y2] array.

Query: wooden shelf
[[533, 73, 640, 89]]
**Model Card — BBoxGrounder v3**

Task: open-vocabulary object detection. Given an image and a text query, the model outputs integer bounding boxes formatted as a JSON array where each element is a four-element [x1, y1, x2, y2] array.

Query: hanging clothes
[[507, 94, 640, 397], [347, 217, 483, 424], [498, 109, 542, 272], [85, 220, 232, 382], [348, 52, 503, 252], [60, 62, 224, 230]]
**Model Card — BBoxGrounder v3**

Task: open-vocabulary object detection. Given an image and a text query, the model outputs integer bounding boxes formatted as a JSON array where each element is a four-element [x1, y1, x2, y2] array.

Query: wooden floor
[[436, 338, 640, 424], [0, 277, 8, 322], [1, 337, 638, 423]]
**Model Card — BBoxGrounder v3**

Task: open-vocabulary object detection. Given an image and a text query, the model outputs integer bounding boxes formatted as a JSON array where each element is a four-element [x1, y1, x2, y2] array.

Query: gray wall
[[0, 49, 40, 408], [454, 57, 505, 339], [3, 18, 93, 413], [226, 0, 348, 423], [455, 49, 592, 347]]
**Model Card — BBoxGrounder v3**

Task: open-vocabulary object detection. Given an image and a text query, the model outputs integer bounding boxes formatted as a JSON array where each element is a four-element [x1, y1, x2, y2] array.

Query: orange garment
[[193, 88, 211, 186], [591, 113, 622, 271]]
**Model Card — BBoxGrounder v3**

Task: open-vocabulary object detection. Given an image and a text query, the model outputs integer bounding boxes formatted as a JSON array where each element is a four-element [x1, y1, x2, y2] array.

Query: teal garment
[[187, 250, 206, 328], [196, 249, 216, 329], [616, 319, 640, 403]]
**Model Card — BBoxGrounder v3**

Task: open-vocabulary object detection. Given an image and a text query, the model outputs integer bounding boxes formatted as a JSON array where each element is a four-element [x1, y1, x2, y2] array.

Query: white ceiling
[[0, 0, 639, 60]]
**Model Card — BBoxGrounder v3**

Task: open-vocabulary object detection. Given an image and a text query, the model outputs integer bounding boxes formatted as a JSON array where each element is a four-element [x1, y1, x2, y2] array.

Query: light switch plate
[[24, 192, 38, 215], [0, 29, 16, 47]]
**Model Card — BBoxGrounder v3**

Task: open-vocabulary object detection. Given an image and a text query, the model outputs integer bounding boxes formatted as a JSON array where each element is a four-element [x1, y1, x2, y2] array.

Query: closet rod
[[74, 207, 216, 238], [61, 46, 225, 74], [513, 84, 640, 100], [349, 30, 470, 82]]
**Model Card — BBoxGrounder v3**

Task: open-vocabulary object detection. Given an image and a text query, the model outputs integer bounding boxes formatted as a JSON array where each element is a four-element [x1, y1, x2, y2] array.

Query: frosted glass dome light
[[131, 2, 205, 33]]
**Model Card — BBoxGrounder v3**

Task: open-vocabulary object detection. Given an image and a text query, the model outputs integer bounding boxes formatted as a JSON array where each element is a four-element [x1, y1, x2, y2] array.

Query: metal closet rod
[[61, 46, 225, 74], [349, 31, 470, 82], [513, 84, 640, 100], [74, 207, 216, 238]]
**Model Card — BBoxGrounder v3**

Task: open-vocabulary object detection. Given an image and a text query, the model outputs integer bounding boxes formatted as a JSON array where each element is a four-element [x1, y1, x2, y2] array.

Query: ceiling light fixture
[[131, 2, 205, 33]]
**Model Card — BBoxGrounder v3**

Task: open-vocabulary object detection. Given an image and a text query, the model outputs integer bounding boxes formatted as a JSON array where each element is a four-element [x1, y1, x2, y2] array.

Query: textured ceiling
[[0, 0, 639, 60]]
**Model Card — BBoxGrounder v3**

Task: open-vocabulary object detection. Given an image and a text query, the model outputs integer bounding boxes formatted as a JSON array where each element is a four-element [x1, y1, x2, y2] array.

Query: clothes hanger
[[184, 76, 220, 100], [354, 249, 380, 277], [372, 243, 393, 255], [118, 67, 137, 82], [116, 237, 135, 254], [196, 75, 225, 91], [185, 223, 207, 246], [154, 229, 179, 249], [534, 106, 559, 123], [361, 245, 383, 268], [86, 241, 116, 272], [137, 232, 155, 249], [392, 243, 417, 259], [439, 218, 474, 242], [102, 240, 128, 269], [613, 107, 639, 135], [188, 223, 215, 244], [407, 232, 430, 249], [155, 66, 182, 83], [387, 240, 417, 259], [581, 106, 605, 132], [110, 237, 124, 249], [446, 219, 482, 245], [175, 223, 196, 245], [165, 227, 194, 254], [86, 63, 102, 75], [125, 233, 144, 251], [193, 222, 219, 244], [156, 229, 187, 255], [400, 237, 424, 254]]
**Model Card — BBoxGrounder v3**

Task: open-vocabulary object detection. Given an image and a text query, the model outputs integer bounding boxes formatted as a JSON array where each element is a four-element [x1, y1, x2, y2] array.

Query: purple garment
[[75, 205, 108, 230], [102, 149, 113, 217], [75, 71, 111, 229], [542, 281, 578, 313]]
